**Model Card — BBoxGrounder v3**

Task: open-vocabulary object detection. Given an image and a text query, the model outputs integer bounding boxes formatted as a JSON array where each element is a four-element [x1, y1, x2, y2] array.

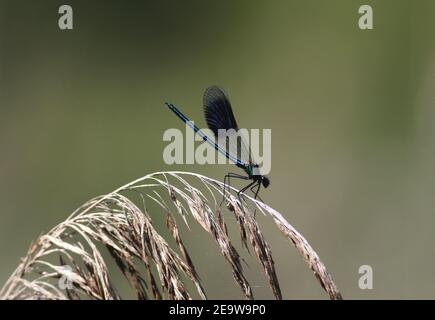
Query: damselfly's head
[[262, 176, 270, 188]]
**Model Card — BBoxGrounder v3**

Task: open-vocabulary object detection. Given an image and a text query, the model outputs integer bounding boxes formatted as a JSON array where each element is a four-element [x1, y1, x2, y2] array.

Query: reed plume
[[0, 171, 342, 300]]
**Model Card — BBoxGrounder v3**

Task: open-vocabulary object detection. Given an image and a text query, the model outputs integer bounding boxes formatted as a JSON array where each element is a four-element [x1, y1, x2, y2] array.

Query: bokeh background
[[1, 0, 435, 299]]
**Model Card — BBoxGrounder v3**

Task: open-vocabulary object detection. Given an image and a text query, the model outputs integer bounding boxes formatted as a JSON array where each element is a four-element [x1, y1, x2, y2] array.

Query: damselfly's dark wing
[[203, 86, 239, 135], [203, 86, 252, 165]]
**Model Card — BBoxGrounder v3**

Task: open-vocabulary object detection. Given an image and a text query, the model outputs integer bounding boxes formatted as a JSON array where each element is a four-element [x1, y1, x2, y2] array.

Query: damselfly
[[165, 86, 270, 208]]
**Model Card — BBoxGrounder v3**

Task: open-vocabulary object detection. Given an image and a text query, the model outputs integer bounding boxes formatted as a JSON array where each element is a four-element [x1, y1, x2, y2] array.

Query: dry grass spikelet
[[0, 171, 342, 300]]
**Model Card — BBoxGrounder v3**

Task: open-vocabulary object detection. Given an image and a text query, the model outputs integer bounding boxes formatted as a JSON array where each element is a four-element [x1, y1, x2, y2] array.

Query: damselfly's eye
[[262, 176, 270, 188]]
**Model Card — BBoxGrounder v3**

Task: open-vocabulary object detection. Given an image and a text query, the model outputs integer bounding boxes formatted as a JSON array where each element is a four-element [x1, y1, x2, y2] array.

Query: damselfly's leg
[[250, 182, 262, 200], [237, 180, 257, 214], [250, 182, 262, 218], [221, 173, 250, 207]]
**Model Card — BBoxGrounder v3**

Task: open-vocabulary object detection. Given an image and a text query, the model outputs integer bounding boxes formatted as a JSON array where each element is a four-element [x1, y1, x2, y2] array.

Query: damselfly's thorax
[[245, 163, 270, 188]]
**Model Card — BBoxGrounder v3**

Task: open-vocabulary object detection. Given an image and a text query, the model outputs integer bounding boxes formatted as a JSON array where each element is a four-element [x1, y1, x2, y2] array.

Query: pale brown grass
[[0, 171, 342, 300]]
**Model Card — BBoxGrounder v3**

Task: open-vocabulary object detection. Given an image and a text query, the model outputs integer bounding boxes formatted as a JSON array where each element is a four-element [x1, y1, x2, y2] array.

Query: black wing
[[203, 86, 239, 136], [203, 86, 253, 165]]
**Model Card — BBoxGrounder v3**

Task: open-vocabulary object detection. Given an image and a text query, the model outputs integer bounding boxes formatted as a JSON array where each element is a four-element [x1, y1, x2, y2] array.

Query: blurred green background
[[1, 0, 435, 299]]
